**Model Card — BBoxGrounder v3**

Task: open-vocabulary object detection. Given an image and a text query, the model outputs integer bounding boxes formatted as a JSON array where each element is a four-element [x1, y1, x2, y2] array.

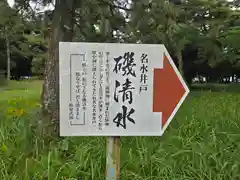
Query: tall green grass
[[0, 81, 240, 179]]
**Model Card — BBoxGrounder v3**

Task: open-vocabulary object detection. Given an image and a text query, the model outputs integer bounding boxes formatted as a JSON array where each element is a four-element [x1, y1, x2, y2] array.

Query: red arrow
[[153, 54, 186, 130]]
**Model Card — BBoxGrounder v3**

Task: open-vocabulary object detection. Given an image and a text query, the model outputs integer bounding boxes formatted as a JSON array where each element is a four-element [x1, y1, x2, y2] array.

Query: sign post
[[106, 136, 120, 180], [59, 42, 190, 179]]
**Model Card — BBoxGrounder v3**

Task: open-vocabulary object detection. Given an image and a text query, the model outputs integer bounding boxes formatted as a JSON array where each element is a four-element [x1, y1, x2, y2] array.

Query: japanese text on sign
[[140, 53, 149, 92], [113, 52, 136, 129], [92, 51, 97, 125], [105, 52, 110, 126], [98, 52, 104, 130]]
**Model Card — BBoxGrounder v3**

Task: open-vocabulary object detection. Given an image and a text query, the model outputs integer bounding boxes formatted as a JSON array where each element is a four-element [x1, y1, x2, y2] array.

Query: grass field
[[0, 80, 240, 180]]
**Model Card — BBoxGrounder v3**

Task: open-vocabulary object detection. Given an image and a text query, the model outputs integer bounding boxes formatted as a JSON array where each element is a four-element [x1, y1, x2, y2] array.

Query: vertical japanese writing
[[113, 52, 136, 77], [75, 72, 81, 120], [139, 53, 148, 92], [113, 52, 136, 129], [98, 52, 104, 130], [92, 51, 97, 125], [105, 52, 110, 126], [69, 103, 74, 120], [82, 56, 87, 122]]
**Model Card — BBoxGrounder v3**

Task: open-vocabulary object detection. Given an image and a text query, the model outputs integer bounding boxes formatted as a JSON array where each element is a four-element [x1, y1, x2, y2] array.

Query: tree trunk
[[177, 51, 184, 79], [41, 0, 76, 136], [5, 32, 10, 81]]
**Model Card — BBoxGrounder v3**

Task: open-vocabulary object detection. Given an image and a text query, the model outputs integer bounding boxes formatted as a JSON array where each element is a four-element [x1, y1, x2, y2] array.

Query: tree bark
[[5, 32, 10, 81], [177, 51, 184, 79], [41, 0, 76, 136]]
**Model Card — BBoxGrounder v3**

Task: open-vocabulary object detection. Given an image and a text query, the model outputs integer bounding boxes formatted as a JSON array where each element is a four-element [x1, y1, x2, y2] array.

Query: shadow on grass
[[190, 83, 240, 93], [0, 80, 43, 92]]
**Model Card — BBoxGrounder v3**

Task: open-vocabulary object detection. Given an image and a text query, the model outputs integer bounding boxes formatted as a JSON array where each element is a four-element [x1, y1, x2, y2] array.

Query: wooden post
[[106, 136, 120, 180]]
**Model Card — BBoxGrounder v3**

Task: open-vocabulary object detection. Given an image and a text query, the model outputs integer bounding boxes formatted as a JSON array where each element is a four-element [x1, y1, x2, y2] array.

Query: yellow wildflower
[[6, 108, 25, 117], [18, 108, 25, 116]]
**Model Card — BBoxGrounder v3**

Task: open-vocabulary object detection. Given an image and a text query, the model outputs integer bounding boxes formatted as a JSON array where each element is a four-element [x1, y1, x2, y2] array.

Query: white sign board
[[59, 42, 189, 136]]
